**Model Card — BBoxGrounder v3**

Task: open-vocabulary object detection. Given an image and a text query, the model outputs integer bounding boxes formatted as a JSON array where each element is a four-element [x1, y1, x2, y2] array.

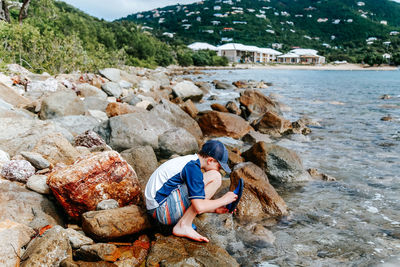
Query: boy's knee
[[204, 170, 222, 186]]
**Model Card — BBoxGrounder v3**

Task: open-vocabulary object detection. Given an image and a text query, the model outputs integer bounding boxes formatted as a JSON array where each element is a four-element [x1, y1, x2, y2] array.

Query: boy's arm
[[191, 191, 237, 214]]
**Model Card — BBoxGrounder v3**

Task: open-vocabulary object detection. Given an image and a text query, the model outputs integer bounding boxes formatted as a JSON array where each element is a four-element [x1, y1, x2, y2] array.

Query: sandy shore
[[174, 63, 399, 71]]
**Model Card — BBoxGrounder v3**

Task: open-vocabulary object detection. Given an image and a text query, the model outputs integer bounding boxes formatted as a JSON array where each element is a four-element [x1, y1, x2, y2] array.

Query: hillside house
[[277, 53, 300, 63], [216, 43, 282, 63], [291, 48, 325, 64]]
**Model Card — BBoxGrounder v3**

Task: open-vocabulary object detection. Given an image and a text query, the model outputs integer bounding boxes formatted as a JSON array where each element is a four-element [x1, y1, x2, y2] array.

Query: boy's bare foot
[[173, 224, 209, 242]]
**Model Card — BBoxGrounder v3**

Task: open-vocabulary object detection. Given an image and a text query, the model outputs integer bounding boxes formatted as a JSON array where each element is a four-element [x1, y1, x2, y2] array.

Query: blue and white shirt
[[145, 154, 205, 210]]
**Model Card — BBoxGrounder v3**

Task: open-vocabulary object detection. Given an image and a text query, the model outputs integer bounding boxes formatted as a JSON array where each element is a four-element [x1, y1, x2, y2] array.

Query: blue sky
[[61, 0, 200, 21]]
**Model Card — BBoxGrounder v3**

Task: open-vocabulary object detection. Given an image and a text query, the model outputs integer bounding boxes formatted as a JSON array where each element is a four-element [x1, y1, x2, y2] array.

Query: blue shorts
[[149, 184, 191, 225]]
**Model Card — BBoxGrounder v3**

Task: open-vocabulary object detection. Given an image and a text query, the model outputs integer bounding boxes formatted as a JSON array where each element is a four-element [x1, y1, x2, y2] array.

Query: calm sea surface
[[194, 69, 400, 266]]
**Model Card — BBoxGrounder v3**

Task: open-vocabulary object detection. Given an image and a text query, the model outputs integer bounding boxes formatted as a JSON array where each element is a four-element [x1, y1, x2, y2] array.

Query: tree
[[0, 0, 10, 22], [19, 0, 31, 24]]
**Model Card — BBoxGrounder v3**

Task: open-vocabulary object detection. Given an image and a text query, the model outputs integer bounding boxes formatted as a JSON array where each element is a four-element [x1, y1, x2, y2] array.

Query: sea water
[[193, 69, 400, 266]]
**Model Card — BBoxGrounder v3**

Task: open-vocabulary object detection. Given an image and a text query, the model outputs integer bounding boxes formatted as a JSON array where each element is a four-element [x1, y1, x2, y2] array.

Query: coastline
[[171, 63, 399, 71]]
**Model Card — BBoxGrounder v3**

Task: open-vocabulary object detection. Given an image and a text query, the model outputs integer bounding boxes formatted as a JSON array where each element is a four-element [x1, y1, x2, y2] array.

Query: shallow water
[[193, 69, 400, 266]]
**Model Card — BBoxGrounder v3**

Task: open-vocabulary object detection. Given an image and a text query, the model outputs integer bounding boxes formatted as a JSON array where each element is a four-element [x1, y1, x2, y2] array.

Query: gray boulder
[[51, 115, 100, 136], [157, 127, 199, 159], [214, 80, 236, 90], [101, 82, 122, 98], [118, 80, 133, 89], [84, 96, 109, 111], [0, 117, 73, 157], [242, 142, 311, 183], [99, 68, 121, 82], [40, 90, 85, 119], [26, 175, 50, 194], [65, 228, 94, 249], [172, 80, 203, 102], [21, 226, 72, 267], [77, 83, 107, 99], [138, 79, 160, 92], [20, 151, 50, 170], [96, 199, 119, 210], [148, 71, 170, 87]]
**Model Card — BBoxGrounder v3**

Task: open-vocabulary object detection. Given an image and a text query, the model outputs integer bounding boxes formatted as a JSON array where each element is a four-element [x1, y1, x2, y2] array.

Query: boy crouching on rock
[[144, 140, 238, 242]]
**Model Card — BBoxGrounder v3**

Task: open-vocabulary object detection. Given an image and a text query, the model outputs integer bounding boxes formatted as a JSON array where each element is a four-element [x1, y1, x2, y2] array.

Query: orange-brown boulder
[[179, 99, 198, 119], [239, 89, 281, 119], [251, 111, 292, 137], [210, 103, 229, 113], [47, 151, 141, 220], [230, 162, 288, 219], [105, 102, 139, 118], [198, 111, 252, 139]]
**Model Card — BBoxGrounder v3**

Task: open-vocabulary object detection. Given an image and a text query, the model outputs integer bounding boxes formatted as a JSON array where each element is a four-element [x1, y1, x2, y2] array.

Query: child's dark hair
[[198, 150, 209, 158]]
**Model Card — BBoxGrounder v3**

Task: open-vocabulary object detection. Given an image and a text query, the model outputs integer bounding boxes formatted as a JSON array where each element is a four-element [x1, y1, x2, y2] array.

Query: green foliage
[[177, 50, 194, 66]]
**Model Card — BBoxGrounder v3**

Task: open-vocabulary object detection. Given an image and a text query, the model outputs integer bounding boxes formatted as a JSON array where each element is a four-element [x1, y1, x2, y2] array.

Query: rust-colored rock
[[105, 102, 139, 117], [82, 205, 151, 240], [198, 111, 253, 139], [75, 243, 121, 262], [239, 89, 280, 118], [210, 103, 229, 113], [179, 99, 198, 119], [47, 151, 142, 220], [252, 111, 292, 137], [115, 235, 150, 266], [226, 101, 241, 115], [227, 147, 244, 169], [230, 162, 288, 219]]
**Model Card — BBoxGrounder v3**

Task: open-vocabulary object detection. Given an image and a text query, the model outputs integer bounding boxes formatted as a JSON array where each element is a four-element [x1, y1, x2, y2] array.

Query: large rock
[[1, 160, 35, 183], [120, 146, 158, 189], [251, 111, 292, 137], [0, 179, 63, 229], [74, 130, 108, 149], [148, 71, 170, 87], [230, 162, 288, 219], [0, 81, 30, 107], [0, 220, 35, 267], [99, 68, 121, 82], [21, 225, 72, 267], [157, 127, 199, 159], [214, 80, 236, 90], [101, 82, 122, 98], [40, 90, 85, 119], [198, 111, 253, 139], [239, 89, 281, 119], [21, 151, 50, 169], [51, 115, 100, 136], [242, 142, 311, 183], [138, 79, 160, 93], [0, 117, 73, 157], [82, 205, 151, 240], [172, 81, 203, 102], [242, 130, 273, 145], [179, 99, 198, 119], [26, 175, 51, 194], [26, 77, 59, 93], [77, 83, 107, 99], [84, 96, 109, 111], [47, 151, 142, 220], [65, 228, 94, 249], [75, 243, 120, 262], [146, 234, 239, 266], [32, 133, 80, 165]]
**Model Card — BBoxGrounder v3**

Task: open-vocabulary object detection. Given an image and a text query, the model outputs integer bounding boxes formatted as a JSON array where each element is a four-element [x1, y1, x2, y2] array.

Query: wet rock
[[20, 151, 50, 169], [239, 89, 281, 119], [232, 80, 249, 88], [242, 142, 312, 183], [211, 103, 229, 113], [242, 130, 273, 145], [32, 133, 80, 165], [307, 168, 336, 181], [83, 96, 109, 112], [99, 68, 121, 82], [101, 82, 122, 98], [1, 160, 35, 183], [60, 259, 117, 267], [65, 228, 94, 249], [77, 83, 107, 99], [74, 130, 108, 149], [40, 90, 85, 120], [230, 162, 288, 219], [146, 234, 239, 266], [195, 81, 211, 94], [198, 111, 253, 139], [75, 243, 120, 262], [0, 117, 73, 157], [157, 127, 199, 159], [97, 199, 119, 210], [82, 205, 151, 240], [172, 80, 203, 102], [214, 80, 236, 90], [226, 101, 241, 115], [179, 99, 198, 118], [252, 111, 292, 137], [26, 175, 50, 194], [120, 145, 158, 189], [0, 179, 63, 229], [105, 102, 139, 117], [51, 115, 100, 136], [237, 223, 276, 247], [21, 225, 72, 267], [380, 94, 391, 100], [47, 151, 141, 220], [381, 115, 393, 121], [0, 220, 35, 267], [114, 235, 150, 266], [289, 118, 312, 135], [0, 81, 31, 106]]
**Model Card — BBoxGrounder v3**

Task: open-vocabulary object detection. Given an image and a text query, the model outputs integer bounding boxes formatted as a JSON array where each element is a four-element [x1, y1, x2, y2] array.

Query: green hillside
[[123, 0, 400, 63]]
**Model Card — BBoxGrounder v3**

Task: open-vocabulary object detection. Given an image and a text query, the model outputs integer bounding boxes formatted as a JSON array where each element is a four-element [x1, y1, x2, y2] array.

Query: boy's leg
[[172, 170, 222, 242]]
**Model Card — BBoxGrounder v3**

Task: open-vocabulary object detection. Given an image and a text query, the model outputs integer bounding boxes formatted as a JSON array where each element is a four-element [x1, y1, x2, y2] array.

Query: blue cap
[[200, 140, 231, 174]]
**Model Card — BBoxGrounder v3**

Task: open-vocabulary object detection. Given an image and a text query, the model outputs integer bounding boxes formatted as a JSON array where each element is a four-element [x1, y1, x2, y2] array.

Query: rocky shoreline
[[0, 64, 335, 266]]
